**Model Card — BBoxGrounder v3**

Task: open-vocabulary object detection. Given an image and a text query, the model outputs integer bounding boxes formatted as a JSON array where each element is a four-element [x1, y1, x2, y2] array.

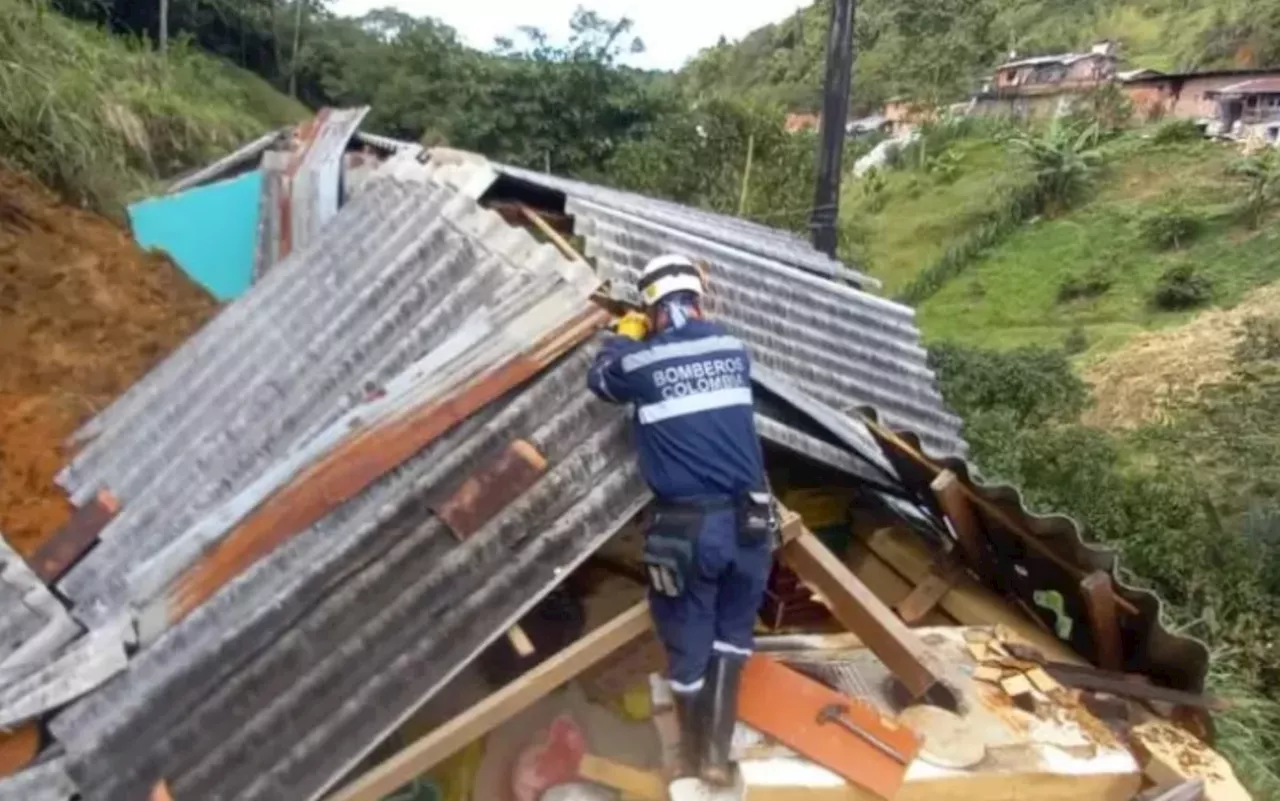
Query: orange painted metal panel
[[738, 654, 920, 800]]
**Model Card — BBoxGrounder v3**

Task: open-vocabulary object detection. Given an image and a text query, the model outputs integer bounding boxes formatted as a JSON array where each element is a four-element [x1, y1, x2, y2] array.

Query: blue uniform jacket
[[587, 318, 767, 501]]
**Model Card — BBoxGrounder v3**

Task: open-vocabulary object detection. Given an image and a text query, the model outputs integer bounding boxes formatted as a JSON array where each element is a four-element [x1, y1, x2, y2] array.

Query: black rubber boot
[[699, 655, 744, 786], [672, 687, 703, 778]]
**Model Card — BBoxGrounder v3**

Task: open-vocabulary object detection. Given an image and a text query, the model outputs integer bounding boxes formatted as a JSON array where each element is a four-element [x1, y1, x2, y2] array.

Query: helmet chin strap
[[656, 297, 701, 331]]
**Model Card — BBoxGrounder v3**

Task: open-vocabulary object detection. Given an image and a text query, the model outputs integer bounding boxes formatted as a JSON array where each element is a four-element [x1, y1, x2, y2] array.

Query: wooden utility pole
[[158, 0, 169, 53], [809, 0, 857, 257]]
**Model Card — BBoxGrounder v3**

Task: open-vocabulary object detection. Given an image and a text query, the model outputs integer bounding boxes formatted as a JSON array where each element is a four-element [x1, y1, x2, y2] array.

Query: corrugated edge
[[860, 410, 1213, 693], [166, 129, 287, 195]]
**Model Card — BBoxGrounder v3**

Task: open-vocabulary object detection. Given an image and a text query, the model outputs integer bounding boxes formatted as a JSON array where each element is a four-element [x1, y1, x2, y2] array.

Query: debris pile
[[0, 170, 216, 554]]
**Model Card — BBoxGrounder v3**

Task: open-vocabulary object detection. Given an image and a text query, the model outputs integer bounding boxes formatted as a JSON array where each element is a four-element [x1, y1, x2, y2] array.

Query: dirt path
[[1083, 282, 1280, 430], [0, 170, 216, 555]]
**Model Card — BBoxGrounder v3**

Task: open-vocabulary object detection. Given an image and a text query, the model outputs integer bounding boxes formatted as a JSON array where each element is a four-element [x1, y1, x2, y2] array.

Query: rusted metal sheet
[[30, 490, 119, 583], [163, 306, 608, 625], [781, 529, 953, 705], [435, 440, 549, 539]]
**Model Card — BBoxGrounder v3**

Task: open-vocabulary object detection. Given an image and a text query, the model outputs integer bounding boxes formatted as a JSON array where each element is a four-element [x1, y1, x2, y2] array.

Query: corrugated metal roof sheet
[[285, 107, 370, 257], [18, 145, 1207, 801], [493, 167, 965, 456]]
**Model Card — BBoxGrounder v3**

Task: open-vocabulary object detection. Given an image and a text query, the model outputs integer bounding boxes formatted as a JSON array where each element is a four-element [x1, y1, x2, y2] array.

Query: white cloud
[[326, 0, 810, 71]]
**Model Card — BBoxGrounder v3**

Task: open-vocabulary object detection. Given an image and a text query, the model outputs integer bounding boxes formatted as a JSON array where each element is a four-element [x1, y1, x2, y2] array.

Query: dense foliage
[[932, 344, 1280, 795], [682, 0, 1280, 113]]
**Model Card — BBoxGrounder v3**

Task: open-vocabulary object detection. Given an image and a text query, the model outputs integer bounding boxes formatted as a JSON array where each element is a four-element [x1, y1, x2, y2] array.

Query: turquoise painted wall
[[128, 170, 263, 301]]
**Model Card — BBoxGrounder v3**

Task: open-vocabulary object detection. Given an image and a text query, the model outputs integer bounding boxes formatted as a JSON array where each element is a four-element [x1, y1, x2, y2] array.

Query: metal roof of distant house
[[1122, 67, 1280, 84], [1207, 76, 1280, 96], [998, 51, 1105, 70]]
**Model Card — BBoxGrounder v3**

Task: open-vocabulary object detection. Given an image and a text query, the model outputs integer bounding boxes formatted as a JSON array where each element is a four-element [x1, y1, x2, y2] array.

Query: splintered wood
[[967, 625, 1064, 704]]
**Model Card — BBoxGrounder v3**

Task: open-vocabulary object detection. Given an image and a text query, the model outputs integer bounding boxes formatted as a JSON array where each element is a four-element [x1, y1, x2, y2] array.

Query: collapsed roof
[[1, 129, 1210, 800]]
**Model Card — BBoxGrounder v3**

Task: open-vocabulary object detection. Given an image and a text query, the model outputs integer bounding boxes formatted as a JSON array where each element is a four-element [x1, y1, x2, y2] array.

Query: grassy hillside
[[842, 130, 1280, 359], [0, 0, 309, 213], [680, 0, 1280, 114]]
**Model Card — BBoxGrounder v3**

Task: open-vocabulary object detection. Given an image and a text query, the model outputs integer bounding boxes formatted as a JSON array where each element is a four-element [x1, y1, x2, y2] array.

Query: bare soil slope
[[0, 170, 216, 555], [1083, 282, 1280, 430]]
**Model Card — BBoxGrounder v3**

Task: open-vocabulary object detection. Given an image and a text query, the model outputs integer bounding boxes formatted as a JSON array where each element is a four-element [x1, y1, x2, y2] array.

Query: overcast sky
[[327, 0, 811, 71]]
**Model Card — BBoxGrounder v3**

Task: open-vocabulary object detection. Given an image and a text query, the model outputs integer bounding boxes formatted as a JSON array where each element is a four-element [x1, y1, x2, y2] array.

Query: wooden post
[[1080, 571, 1124, 672], [930, 470, 992, 582], [326, 602, 652, 801], [782, 530, 951, 704]]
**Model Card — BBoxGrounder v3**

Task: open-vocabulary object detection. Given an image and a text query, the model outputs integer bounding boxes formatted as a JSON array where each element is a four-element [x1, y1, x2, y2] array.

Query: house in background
[[969, 42, 1120, 120], [990, 41, 1120, 96], [1206, 76, 1280, 142], [1121, 69, 1280, 127], [784, 112, 820, 133]]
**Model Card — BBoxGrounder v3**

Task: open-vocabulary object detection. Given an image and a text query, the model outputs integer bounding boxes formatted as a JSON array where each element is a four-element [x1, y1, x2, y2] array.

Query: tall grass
[[0, 0, 308, 213]]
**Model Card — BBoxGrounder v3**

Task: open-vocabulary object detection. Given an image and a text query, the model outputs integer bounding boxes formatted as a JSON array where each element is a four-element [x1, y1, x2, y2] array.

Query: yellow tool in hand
[[613, 311, 650, 341]]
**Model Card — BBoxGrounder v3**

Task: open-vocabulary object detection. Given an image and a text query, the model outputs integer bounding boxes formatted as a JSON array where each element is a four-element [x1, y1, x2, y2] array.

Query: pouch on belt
[[642, 507, 703, 598], [737, 491, 779, 547]]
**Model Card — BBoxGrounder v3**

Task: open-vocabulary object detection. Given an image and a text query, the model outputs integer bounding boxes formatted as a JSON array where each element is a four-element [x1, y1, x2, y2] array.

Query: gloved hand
[[612, 311, 650, 341]]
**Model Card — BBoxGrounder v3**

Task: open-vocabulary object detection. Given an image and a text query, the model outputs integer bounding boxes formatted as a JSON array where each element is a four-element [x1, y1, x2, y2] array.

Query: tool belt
[[642, 492, 778, 598]]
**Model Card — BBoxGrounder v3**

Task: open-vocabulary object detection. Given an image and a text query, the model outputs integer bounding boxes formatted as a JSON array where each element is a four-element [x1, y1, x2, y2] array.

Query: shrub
[[1152, 264, 1213, 310], [1057, 268, 1113, 302], [1150, 118, 1204, 145], [1136, 203, 1205, 250], [928, 344, 1089, 427], [1007, 118, 1105, 214], [1230, 150, 1280, 229], [1063, 325, 1089, 354]]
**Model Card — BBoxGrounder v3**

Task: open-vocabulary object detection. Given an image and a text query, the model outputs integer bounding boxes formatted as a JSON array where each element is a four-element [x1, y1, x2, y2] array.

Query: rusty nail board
[[30, 489, 119, 584], [163, 306, 608, 625], [434, 440, 549, 539], [781, 528, 952, 704], [1080, 570, 1125, 672]]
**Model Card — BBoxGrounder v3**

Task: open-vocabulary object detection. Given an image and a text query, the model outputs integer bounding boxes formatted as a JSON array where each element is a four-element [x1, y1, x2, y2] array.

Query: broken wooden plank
[[782, 529, 952, 704], [863, 528, 1084, 665], [895, 558, 963, 625], [1043, 663, 1226, 711], [1132, 721, 1250, 801], [30, 489, 119, 583], [1001, 674, 1033, 697], [1027, 667, 1063, 694], [1080, 570, 1125, 672], [578, 754, 666, 801], [846, 541, 955, 628], [327, 601, 652, 801], [965, 642, 989, 662], [150, 780, 176, 801], [929, 471, 992, 582], [434, 439, 548, 538], [863, 422, 1140, 616], [972, 665, 1003, 684], [163, 306, 608, 626]]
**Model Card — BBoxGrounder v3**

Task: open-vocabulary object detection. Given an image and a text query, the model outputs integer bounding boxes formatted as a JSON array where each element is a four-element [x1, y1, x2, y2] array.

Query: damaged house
[[0, 111, 1248, 801]]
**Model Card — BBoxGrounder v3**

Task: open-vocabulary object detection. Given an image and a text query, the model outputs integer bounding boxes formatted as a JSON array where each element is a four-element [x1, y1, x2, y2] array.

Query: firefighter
[[587, 254, 776, 786]]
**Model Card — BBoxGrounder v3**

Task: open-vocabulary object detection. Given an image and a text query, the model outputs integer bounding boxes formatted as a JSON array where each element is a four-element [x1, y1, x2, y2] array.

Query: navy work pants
[[644, 506, 772, 693]]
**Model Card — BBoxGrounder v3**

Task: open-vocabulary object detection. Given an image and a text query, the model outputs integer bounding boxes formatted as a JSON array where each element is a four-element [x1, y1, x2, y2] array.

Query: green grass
[[906, 137, 1280, 355], [842, 139, 1028, 294], [0, 0, 309, 213]]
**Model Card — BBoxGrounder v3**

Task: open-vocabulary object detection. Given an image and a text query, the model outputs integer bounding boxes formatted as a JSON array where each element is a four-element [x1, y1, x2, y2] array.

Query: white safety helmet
[[637, 254, 705, 307]]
